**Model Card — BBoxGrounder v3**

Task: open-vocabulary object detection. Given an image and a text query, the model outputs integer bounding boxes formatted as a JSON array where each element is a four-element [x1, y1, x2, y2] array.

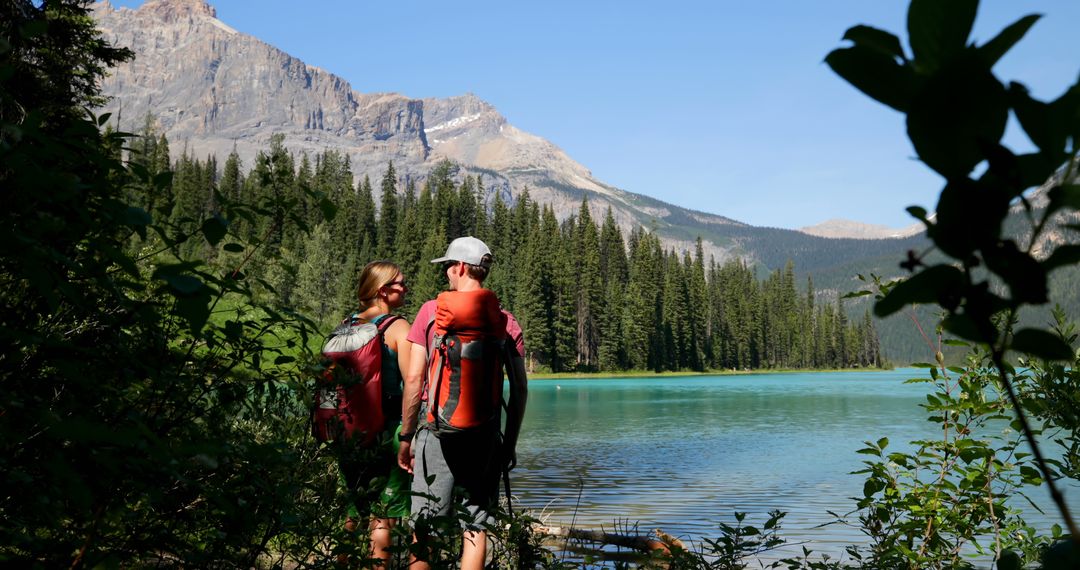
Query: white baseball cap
[[430, 236, 493, 267]]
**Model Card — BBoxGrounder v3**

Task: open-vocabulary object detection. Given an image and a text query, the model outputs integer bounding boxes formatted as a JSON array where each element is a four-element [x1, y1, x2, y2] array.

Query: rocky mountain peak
[[90, 1, 774, 265], [137, 0, 216, 22]]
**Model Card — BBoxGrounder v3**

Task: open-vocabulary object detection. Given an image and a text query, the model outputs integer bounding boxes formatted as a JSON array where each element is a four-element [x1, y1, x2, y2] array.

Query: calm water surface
[[512, 368, 1080, 560]]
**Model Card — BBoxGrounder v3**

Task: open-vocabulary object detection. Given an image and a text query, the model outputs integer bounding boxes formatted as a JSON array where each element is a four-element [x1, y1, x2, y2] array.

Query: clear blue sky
[[109, 0, 1080, 230]]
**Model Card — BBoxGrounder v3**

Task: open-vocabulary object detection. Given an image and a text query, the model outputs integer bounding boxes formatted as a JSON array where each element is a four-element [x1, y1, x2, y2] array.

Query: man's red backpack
[[313, 314, 401, 445], [424, 289, 508, 435]]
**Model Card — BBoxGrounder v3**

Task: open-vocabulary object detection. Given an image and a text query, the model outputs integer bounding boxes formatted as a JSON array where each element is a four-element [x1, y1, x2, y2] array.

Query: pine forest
[[133, 128, 884, 374]]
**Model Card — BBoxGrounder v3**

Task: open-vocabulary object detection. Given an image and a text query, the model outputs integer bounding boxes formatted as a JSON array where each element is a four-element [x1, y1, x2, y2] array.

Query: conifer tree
[[473, 175, 489, 238], [415, 183, 434, 237], [168, 150, 198, 226], [551, 215, 579, 371], [456, 175, 478, 238], [864, 310, 882, 368], [796, 275, 812, 367], [661, 251, 691, 369], [295, 223, 338, 324], [394, 181, 423, 316], [220, 149, 243, 204], [624, 229, 663, 370], [501, 188, 534, 312], [598, 279, 626, 370], [689, 238, 708, 369], [129, 113, 158, 173], [316, 150, 354, 262], [411, 226, 448, 309], [154, 133, 171, 180], [294, 153, 315, 238], [356, 175, 377, 262], [429, 160, 457, 238], [516, 208, 559, 371], [599, 208, 628, 283], [485, 191, 512, 303], [706, 258, 727, 369], [250, 134, 295, 258], [574, 199, 603, 369], [202, 154, 218, 217], [129, 119, 172, 217], [333, 252, 361, 318], [835, 297, 848, 367], [265, 240, 301, 310], [376, 162, 398, 258]]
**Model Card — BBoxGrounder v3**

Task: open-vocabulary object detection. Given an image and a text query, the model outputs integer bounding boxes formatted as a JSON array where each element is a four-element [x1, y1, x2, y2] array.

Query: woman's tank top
[[370, 314, 404, 425]]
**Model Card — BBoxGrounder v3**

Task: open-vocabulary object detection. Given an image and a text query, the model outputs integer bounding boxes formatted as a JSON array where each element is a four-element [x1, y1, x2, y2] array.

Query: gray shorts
[[410, 424, 500, 529]]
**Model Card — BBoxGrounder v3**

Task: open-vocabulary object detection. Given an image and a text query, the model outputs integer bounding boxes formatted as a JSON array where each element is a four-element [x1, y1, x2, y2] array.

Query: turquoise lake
[[511, 368, 1080, 561]]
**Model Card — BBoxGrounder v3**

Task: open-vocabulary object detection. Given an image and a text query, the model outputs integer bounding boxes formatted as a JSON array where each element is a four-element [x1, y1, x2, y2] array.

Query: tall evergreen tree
[[376, 162, 398, 258], [473, 175, 489, 238], [485, 191, 512, 302], [598, 208, 627, 281], [574, 199, 603, 369], [394, 181, 423, 316], [249, 134, 295, 258], [154, 133, 171, 180], [551, 215, 578, 371], [294, 153, 315, 239], [689, 238, 708, 370], [411, 226, 448, 309], [356, 175, 377, 262], [295, 223, 339, 324], [456, 175, 478, 238], [516, 207, 559, 371], [220, 149, 243, 204]]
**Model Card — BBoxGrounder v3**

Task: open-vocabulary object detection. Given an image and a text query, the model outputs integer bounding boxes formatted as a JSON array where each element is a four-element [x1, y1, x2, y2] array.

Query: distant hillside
[[812, 178, 1080, 365], [800, 218, 924, 239]]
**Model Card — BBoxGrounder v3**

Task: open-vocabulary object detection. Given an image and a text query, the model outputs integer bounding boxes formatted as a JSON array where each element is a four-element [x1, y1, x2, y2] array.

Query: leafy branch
[[827, 0, 1080, 542]]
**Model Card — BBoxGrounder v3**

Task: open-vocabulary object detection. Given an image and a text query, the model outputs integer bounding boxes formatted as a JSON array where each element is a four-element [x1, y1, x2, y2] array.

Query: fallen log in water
[[532, 523, 685, 555]]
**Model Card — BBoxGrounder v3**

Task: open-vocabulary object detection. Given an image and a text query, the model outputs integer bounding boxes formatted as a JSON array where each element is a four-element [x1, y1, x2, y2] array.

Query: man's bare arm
[[397, 342, 428, 473], [502, 355, 528, 469]]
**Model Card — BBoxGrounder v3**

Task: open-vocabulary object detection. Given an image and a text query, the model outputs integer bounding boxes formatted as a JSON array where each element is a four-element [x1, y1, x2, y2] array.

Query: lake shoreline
[[527, 366, 896, 380]]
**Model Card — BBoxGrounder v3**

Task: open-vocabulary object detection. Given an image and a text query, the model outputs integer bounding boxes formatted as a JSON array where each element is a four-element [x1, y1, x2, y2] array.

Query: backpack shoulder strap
[[375, 314, 402, 334], [424, 315, 438, 358], [375, 315, 403, 353]]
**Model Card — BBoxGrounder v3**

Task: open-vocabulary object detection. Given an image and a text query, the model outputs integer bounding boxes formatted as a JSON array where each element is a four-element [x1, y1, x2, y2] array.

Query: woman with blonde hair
[[334, 260, 411, 568]]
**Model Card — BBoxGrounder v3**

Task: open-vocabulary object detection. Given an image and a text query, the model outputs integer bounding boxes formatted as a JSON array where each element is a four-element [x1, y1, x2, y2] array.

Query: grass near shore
[[526, 366, 895, 380]]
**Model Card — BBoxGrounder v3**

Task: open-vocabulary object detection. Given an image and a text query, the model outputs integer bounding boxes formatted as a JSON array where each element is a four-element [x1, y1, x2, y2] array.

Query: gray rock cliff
[[95, 0, 429, 182]]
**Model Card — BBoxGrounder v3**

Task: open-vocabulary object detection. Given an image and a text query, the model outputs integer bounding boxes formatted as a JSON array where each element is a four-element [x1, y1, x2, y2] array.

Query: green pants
[[337, 425, 411, 519]]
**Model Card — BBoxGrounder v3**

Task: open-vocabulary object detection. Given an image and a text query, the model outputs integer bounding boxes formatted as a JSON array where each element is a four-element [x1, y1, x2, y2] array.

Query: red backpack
[[424, 289, 508, 434], [313, 314, 401, 445]]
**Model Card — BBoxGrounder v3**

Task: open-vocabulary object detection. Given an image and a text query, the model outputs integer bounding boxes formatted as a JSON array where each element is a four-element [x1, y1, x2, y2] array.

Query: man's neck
[[454, 278, 483, 293]]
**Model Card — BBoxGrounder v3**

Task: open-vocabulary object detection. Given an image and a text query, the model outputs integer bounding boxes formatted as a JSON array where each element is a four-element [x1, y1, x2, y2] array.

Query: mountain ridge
[[799, 218, 924, 239], [92, 0, 913, 269]]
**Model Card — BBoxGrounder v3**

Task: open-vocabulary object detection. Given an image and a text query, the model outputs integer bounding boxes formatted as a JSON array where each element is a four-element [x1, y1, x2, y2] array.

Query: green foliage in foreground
[[823, 0, 1080, 566], [0, 2, 337, 566]]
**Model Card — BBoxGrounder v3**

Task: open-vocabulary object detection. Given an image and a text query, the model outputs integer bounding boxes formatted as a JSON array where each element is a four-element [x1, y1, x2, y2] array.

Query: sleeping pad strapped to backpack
[[424, 289, 508, 435], [314, 314, 401, 445]]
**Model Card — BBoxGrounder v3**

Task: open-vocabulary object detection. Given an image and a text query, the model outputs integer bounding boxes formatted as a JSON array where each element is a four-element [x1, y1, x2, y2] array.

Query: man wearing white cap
[[397, 236, 528, 570]]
